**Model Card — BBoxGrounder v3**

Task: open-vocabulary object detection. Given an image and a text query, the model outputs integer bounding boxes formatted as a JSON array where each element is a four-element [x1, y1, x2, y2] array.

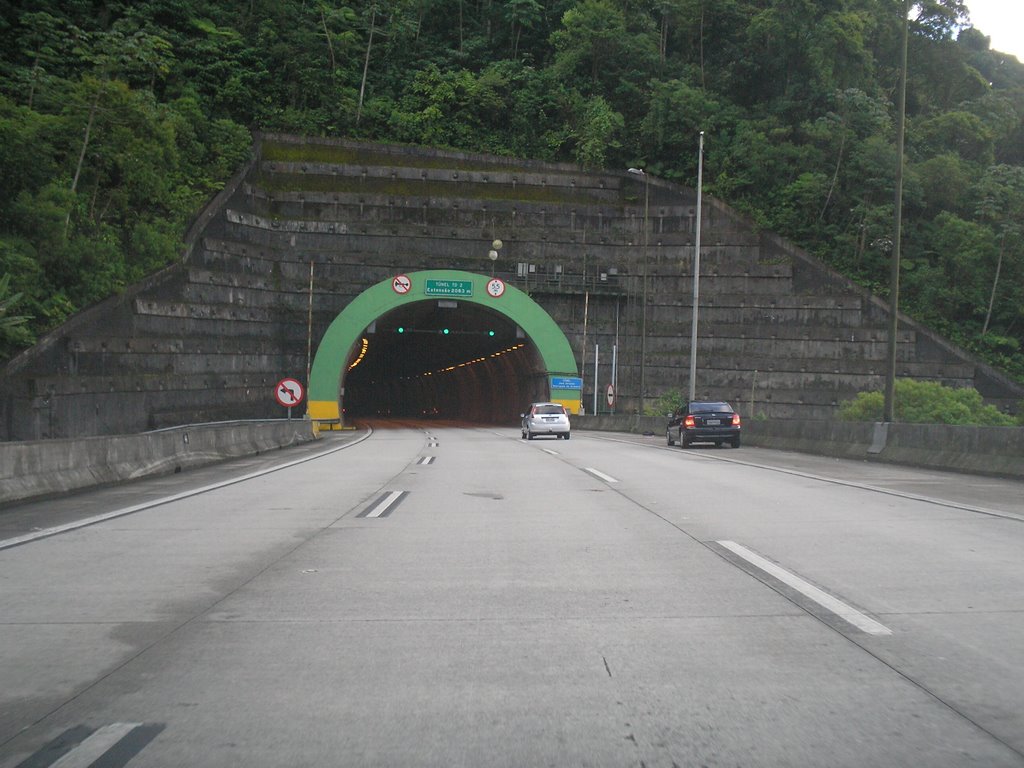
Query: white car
[[521, 403, 571, 440]]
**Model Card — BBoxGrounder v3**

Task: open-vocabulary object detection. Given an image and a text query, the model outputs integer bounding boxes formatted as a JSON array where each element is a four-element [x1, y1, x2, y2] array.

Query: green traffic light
[[397, 326, 405, 333], [442, 328, 450, 335], [488, 330, 495, 337]]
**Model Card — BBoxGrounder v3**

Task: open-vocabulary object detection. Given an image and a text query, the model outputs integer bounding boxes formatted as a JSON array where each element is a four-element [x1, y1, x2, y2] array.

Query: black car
[[666, 401, 741, 448]]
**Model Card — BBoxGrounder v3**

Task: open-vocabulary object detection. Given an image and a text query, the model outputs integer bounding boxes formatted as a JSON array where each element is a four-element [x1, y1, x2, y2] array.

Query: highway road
[[1, 424, 1023, 767]]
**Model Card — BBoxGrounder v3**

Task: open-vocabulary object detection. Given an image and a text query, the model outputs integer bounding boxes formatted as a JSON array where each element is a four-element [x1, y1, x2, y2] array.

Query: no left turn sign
[[275, 377, 305, 407]]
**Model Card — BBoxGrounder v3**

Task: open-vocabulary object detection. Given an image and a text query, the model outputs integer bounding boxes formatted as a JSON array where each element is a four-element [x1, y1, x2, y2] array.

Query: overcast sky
[[961, 0, 1024, 61]]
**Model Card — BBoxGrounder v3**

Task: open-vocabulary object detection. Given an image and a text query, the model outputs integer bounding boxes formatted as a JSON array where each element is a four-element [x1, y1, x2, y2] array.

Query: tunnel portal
[[306, 270, 581, 427]]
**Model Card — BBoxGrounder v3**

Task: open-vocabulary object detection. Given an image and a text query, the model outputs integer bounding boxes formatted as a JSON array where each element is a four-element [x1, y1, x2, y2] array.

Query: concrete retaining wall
[[0, 420, 318, 505], [573, 415, 1024, 479]]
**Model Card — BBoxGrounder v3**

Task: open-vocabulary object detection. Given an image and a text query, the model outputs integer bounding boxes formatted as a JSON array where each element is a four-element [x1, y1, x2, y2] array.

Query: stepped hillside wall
[[1, 133, 1020, 440]]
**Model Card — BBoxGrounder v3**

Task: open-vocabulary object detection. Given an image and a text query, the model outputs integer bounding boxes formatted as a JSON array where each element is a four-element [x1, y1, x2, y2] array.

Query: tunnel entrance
[[307, 270, 580, 426], [343, 301, 544, 422]]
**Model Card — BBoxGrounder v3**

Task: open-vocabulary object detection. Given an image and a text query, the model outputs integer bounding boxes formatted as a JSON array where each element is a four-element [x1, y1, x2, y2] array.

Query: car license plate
[[705, 419, 721, 425]]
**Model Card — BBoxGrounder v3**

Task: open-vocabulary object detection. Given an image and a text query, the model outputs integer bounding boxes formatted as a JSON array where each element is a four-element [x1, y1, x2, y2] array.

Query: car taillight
[[732, 413, 741, 426], [684, 415, 696, 428]]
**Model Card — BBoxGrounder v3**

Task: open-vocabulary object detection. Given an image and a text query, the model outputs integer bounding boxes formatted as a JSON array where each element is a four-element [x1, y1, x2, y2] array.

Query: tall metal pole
[[306, 259, 314, 387], [689, 131, 704, 404], [613, 297, 620, 415], [640, 173, 649, 415], [885, 2, 909, 423]]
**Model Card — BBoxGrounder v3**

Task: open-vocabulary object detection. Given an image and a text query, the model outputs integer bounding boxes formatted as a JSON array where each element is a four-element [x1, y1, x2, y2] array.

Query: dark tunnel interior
[[341, 301, 551, 424]]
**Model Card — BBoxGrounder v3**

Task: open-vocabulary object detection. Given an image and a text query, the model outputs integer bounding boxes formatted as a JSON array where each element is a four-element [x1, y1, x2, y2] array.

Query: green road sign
[[424, 279, 473, 297]]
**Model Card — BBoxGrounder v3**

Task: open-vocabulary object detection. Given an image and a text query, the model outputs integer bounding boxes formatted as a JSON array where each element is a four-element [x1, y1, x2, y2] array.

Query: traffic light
[[442, 328, 450, 335], [487, 330, 495, 337], [397, 326, 405, 333]]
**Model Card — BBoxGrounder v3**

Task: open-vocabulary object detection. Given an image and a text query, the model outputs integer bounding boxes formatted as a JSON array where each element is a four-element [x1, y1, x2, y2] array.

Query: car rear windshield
[[534, 405, 565, 415], [691, 402, 732, 413]]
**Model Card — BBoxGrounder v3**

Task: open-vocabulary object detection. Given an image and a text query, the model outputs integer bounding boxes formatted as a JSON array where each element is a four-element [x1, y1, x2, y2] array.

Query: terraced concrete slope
[[1, 133, 1019, 439]]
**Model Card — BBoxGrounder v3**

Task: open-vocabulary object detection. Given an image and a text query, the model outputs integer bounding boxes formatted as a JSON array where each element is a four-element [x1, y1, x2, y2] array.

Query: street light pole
[[689, 131, 704, 404], [884, 1, 909, 423], [627, 167, 649, 415]]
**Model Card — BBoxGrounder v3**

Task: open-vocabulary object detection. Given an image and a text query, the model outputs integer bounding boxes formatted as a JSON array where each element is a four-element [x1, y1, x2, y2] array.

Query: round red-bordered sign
[[392, 274, 412, 294], [275, 377, 305, 407], [486, 278, 506, 298]]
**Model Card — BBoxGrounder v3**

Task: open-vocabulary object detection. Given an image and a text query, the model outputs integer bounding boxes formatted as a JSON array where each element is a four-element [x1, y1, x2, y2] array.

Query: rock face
[[2, 133, 1020, 440]]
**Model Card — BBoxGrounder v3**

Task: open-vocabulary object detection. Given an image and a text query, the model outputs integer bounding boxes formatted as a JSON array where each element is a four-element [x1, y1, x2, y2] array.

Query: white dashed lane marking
[[358, 491, 409, 518], [584, 468, 619, 484]]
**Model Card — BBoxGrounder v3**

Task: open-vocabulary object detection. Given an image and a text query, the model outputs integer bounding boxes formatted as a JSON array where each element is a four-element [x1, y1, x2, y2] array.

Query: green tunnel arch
[[307, 270, 580, 422]]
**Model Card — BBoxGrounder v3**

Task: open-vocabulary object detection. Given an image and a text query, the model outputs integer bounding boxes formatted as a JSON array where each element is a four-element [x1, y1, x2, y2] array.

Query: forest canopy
[[0, 0, 1022, 380]]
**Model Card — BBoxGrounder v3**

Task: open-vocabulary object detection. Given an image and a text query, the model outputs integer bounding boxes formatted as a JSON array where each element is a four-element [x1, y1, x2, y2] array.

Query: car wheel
[[731, 436, 741, 448], [527, 431, 534, 440], [564, 433, 570, 440], [666, 431, 675, 446], [679, 437, 689, 449]]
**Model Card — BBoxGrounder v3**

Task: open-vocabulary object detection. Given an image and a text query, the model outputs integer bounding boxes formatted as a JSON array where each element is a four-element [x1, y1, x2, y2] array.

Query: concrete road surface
[[1, 424, 1023, 767]]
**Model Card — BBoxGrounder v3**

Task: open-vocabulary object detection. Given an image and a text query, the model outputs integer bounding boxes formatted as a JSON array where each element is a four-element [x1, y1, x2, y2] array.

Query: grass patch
[[252, 172, 617, 206]]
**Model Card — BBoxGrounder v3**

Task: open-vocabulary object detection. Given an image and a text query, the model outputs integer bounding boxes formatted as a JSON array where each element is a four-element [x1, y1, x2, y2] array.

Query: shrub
[[838, 379, 1016, 425], [649, 389, 686, 417]]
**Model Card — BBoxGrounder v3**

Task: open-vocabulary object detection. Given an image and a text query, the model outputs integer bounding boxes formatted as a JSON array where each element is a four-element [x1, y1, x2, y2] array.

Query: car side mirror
[[519, 413, 525, 418]]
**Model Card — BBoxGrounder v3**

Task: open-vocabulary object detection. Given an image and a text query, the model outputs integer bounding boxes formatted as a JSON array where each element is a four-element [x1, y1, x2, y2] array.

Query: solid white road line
[[717, 540, 893, 636], [0, 433, 371, 552], [585, 468, 619, 484], [50, 723, 142, 768]]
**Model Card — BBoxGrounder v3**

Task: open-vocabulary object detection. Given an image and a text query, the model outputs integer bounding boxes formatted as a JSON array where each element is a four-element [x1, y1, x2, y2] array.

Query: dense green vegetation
[[1, 0, 1022, 383], [839, 379, 1023, 424]]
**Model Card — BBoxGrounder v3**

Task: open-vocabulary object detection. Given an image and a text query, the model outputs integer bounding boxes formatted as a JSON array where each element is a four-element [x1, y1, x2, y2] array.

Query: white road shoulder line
[[717, 540, 892, 636], [51, 723, 142, 768], [585, 468, 619, 484]]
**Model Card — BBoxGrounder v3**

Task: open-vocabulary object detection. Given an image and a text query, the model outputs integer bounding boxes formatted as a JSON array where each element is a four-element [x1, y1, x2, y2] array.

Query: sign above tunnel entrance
[[424, 279, 473, 298]]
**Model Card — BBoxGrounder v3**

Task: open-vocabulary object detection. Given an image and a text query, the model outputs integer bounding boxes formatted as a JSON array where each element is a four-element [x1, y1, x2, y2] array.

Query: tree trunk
[[321, 10, 336, 71], [356, 9, 376, 125], [660, 14, 667, 66], [699, 2, 706, 89], [65, 95, 98, 236], [982, 235, 1004, 336], [820, 133, 846, 220]]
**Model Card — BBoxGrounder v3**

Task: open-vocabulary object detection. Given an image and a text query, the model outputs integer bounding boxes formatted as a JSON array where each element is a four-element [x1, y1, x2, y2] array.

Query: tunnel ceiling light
[[395, 343, 528, 381]]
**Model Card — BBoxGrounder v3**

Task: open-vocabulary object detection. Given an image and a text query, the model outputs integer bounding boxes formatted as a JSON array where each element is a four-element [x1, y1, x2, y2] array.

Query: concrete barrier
[[573, 415, 1024, 479], [0, 420, 319, 505]]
